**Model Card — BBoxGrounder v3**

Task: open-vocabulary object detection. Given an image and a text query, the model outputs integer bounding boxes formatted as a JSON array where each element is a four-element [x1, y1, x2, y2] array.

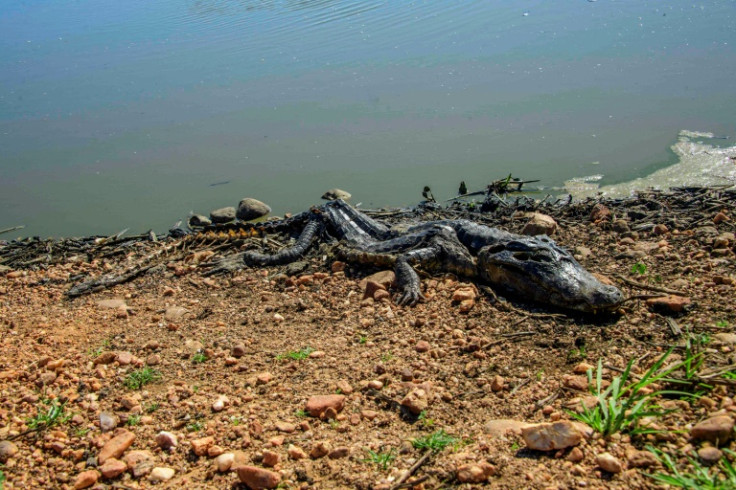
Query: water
[[1, 1, 735, 237]]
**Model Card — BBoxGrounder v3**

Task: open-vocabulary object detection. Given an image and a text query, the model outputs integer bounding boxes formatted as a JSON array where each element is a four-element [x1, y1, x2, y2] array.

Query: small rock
[[146, 354, 160, 366], [714, 212, 730, 224], [364, 280, 386, 300], [96, 299, 128, 310], [646, 295, 691, 313], [0, 440, 19, 462], [212, 396, 229, 412], [164, 306, 189, 322], [188, 214, 212, 228], [155, 431, 178, 450], [215, 452, 235, 472], [116, 351, 134, 365], [321, 188, 352, 200], [131, 460, 154, 478], [262, 449, 280, 467], [210, 206, 236, 223], [596, 452, 623, 473], [401, 387, 428, 415], [521, 421, 582, 451], [235, 465, 281, 489], [310, 442, 331, 459], [275, 421, 296, 433], [567, 447, 584, 463], [122, 449, 154, 469], [149, 467, 175, 482], [522, 213, 557, 236], [191, 436, 215, 456], [626, 448, 658, 468], [691, 415, 734, 445], [484, 419, 531, 438], [358, 271, 396, 290], [208, 445, 225, 457], [590, 204, 611, 222], [415, 340, 431, 353], [328, 446, 350, 459], [236, 198, 271, 221], [698, 446, 723, 466], [73, 470, 99, 489], [612, 219, 630, 233], [452, 287, 477, 302], [98, 430, 135, 464], [232, 343, 246, 358], [100, 458, 126, 479], [491, 375, 505, 392], [305, 394, 345, 418], [288, 444, 307, 460], [653, 224, 669, 235], [257, 372, 273, 384], [456, 462, 496, 483]]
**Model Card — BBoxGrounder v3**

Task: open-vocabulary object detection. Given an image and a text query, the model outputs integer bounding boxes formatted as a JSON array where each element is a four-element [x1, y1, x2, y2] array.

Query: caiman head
[[477, 235, 623, 313]]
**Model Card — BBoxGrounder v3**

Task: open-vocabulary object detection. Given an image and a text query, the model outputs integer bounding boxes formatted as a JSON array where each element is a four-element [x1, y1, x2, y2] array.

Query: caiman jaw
[[477, 237, 624, 313]]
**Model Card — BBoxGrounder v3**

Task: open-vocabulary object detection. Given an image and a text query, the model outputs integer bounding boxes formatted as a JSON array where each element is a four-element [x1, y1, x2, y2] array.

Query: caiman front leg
[[394, 245, 442, 306], [244, 220, 323, 266]]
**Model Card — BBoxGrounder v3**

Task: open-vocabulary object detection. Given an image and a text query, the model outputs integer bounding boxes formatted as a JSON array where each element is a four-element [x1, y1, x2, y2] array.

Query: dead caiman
[[206, 199, 623, 313]]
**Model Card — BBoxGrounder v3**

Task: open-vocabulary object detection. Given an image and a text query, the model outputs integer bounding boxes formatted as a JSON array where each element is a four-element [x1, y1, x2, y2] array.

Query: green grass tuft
[[276, 347, 314, 361], [363, 449, 396, 471], [646, 446, 736, 489], [124, 367, 161, 390], [411, 429, 458, 452], [27, 399, 72, 431]]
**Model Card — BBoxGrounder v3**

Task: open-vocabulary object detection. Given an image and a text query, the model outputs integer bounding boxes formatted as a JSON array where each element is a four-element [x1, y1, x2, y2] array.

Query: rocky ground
[[1, 188, 736, 489]]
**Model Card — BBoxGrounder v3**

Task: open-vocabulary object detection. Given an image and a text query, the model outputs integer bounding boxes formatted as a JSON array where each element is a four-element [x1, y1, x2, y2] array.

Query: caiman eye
[[513, 252, 530, 261], [486, 244, 506, 254], [513, 251, 553, 262]]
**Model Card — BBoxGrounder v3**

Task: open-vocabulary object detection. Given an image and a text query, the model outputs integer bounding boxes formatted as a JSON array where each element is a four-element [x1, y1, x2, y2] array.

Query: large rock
[[210, 206, 236, 223], [521, 421, 582, 451], [691, 415, 734, 445], [235, 465, 281, 489], [456, 462, 496, 483], [0, 440, 19, 462], [236, 198, 271, 221], [321, 188, 352, 200], [484, 419, 532, 438]]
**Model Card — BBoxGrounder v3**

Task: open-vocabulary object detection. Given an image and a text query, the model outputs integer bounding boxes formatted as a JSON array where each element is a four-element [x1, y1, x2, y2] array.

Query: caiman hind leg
[[244, 220, 323, 266], [394, 245, 443, 306]]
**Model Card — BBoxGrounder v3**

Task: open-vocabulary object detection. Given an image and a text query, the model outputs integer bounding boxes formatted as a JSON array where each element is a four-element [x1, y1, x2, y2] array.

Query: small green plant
[[88, 346, 104, 358], [192, 385, 200, 393], [74, 427, 90, 437], [569, 350, 689, 436], [124, 367, 161, 390], [186, 421, 204, 432], [567, 346, 587, 361], [192, 352, 208, 363], [329, 420, 340, 429], [363, 449, 396, 471], [27, 399, 72, 431], [276, 347, 314, 361], [646, 446, 736, 489], [145, 402, 160, 413], [295, 409, 308, 418], [381, 351, 394, 363], [126, 415, 141, 426], [723, 371, 736, 380], [358, 335, 368, 344], [0, 469, 5, 490], [510, 441, 520, 451], [716, 320, 729, 328], [631, 262, 647, 275], [536, 370, 545, 381], [230, 416, 242, 426], [412, 429, 458, 452], [418, 410, 435, 428]]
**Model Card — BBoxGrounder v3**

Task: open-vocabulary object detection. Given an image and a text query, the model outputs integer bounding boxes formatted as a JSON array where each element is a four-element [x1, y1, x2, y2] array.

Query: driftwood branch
[[614, 274, 686, 296]]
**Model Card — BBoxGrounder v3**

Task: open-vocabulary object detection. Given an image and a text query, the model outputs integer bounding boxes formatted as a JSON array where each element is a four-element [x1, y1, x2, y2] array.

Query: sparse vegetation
[[412, 429, 458, 452], [276, 347, 314, 361], [192, 352, 208, 363], [26, 399, 72, 431], [363, 449, 396, 471], [145, 402, 160, 413], [570, 350, 689, 436], [126, 415, 141, 426], [646, 446, 736, 489], [631, 262, 647, 275], [186, 421, 204, 432], [124, 367, 161, 390], [418, 410, 435, 429]]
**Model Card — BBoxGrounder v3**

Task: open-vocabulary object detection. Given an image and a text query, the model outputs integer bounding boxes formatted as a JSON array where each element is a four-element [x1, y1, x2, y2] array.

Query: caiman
[[206, 199, 623, 313]]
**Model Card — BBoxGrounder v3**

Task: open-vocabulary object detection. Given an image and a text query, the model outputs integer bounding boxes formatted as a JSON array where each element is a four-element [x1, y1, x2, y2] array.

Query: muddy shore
[[1, 187, 736, 489]]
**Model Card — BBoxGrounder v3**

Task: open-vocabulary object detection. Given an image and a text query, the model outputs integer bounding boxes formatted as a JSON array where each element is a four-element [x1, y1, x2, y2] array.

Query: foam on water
[[566, 130, 736, 198]]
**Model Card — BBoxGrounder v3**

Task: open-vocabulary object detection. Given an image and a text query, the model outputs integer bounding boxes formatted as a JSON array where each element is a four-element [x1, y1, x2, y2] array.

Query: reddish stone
[[305, 394, 345, 418], [98, 430, 135, 464], [235, 466, 281, 489]]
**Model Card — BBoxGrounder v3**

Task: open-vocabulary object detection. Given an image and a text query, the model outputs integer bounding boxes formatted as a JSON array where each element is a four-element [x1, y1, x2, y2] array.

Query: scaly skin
[[206, 199, 623, 313]]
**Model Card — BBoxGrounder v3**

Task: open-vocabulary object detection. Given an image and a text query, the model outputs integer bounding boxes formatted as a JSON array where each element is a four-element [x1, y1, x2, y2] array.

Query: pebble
[[155, 431, 178, 450], [210, 206, 236, 223], [262, 449, 279, 467], [100, 458, 126, 479], [232, 342, 246, 357], [275, 421, 296, 433], [698, 446, 723, 466], [596, 452, 623, 473], [122, 449, 153, 469], [212, 395, 229, 412], [73, 470, 99, 489], [0, 440, 19, 462], [625, 448, 658, 468], [691, 415, 734, 444], [305, 394, 345, 418], [359, 270, 395, 289], [364, 280, 386, 300], [149, 467, 176, 482], [456, 462, 496, 483], [191, 436, 215, 456], [146, 354, 160, 366], [235, 465, 281, 489], [321, 188, 351, 200], [491, 375, 505, 392], [328, 446, 350, 459], [415, 340, 431, 353], [288, 444, 307, 460], [484, 419, 531, 438], [165, 306, 189, 321], [208, 445, 225, 457], [590, 203, 611, 222], [566, 447, 584, 463], [215, 452, 235, 472], [310, 442, 331, 459], [521, 213, 557, 236], [256, 372, 273, 384], [522, 421, 582, 451], [98, 430, 135, 464], [401, 387, 428, 415], [645, 295, 691, 313]]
